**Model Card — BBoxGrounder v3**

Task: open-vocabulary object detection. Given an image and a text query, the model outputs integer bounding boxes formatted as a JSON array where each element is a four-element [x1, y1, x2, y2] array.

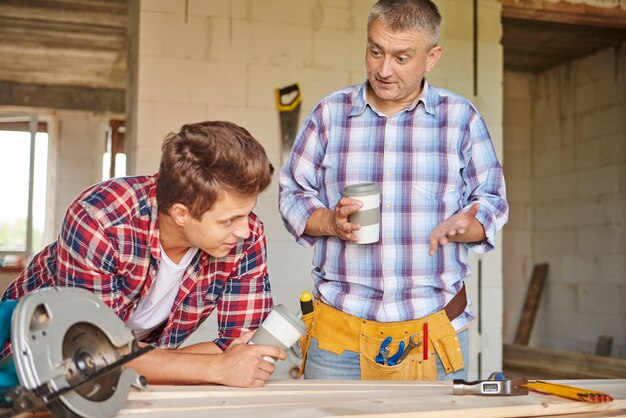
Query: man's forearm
[[303, 207, 334, 237], [128, 347, 226, 385]]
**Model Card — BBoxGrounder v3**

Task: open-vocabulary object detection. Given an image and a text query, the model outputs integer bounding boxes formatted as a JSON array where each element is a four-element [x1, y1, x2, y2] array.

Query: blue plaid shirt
[[279, 81, 508, 329]]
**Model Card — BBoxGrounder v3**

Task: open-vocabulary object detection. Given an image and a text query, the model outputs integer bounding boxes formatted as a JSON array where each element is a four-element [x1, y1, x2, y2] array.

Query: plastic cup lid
[[343, 183, 380, 197]]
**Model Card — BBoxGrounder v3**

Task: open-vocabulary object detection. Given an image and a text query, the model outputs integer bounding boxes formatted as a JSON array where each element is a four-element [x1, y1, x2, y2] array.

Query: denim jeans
[[304, 329, 469, 380]]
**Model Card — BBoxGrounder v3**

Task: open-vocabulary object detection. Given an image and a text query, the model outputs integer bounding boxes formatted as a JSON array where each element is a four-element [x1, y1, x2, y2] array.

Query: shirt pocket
[[412, 145, 463, 200]]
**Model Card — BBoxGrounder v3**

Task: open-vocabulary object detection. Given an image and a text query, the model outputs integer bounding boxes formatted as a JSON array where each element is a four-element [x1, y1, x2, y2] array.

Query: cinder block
[[533, 229, 577, 256], [574, 132, 626, 171], [313, 29, 364, 72], [317, 5, 352, 29], [248, 22, 313, 67], [578, 224, 625, 255], [139, 12, 211, 61], [503, 125, 532, 153], [506, 178, 532, 203], [140, 0, 184, 13], [535, 146, 574, 177], [535, 201, 577, 230], [561, 254, 602, 285], [504, 71, 532, 100], [439, 0, 473, 41], [250, 0, 315, 26], [205, 18, 252, 63], [577, 165, 621, 198], [579, 105, 625, 142], [504, 99, 532, 127], [189, 0, 247, 19], [603, 255, 626, 284], [533, 173, 577, 202], [504, 203, 532, 230], [575, 195, 625, 227], [503, 150, 532, 178]]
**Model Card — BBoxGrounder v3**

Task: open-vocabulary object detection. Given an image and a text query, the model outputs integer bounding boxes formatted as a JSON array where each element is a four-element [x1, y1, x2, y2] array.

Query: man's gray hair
[[368, 0, 441, 48]]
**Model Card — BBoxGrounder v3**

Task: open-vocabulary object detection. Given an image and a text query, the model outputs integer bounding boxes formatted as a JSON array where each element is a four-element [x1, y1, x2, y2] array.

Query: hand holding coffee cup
[[342, 183, 381, 244], [249, 304, 306, 363]]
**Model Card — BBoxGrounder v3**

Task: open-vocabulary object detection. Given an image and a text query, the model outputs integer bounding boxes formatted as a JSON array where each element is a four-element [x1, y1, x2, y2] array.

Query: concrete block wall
[[532, 44, 626, 357], [503, 44, 626, 358], [130, 0, 505, 378], [502, 71, 534, 345]]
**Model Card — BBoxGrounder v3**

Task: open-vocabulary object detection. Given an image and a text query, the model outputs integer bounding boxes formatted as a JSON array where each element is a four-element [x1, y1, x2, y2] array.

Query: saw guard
[[9, 287, 144, 418]]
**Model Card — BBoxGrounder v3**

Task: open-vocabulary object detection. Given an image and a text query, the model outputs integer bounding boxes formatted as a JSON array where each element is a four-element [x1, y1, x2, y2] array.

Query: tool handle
[[275, 83, 302, 111], [300, 291, 313, 316]]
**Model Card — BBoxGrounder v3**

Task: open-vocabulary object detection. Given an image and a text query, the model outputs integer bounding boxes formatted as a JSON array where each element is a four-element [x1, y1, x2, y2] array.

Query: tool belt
[[298, 285, 466, 380]]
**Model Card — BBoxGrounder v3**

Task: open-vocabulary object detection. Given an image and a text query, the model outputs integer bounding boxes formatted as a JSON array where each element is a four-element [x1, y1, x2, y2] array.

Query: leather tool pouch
[[303, 299, 465, 380], [296, 311, 315, 378]]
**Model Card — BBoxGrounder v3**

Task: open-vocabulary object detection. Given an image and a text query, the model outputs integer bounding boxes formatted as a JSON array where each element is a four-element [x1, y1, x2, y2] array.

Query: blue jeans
[[304, 329, 469, 380]]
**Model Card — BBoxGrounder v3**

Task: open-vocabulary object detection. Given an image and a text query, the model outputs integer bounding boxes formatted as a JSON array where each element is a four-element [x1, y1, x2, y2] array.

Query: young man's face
[[183, 191, 257, 258], [365, 18, 442, 113]]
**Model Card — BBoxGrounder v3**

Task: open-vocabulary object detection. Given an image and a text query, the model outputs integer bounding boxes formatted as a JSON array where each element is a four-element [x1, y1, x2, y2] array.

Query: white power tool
[[0, 287, 152, 418]]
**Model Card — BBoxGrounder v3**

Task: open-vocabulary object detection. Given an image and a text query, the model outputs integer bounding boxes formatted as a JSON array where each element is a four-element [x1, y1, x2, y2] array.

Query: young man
[[279, 0, 508, 380], [3, 120, 284, 387]]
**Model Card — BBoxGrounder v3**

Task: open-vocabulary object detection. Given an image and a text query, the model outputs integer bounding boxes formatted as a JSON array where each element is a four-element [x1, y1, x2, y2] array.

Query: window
[[102, 119, 126, 180], [0, 114, 48, 265]]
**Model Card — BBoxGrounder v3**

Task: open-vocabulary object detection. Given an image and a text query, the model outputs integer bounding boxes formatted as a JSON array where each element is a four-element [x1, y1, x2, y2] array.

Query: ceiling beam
[[0, 80, 124, 113], [501, 0, 626, 28]]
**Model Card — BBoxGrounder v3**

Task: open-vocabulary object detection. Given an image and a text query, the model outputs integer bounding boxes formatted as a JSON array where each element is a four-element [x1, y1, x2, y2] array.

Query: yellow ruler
[[524, 381, 613, 403]]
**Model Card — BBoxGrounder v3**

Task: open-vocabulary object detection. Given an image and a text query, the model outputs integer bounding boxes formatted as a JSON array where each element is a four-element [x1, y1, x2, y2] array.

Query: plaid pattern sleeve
[[214, 215, 273, 349]]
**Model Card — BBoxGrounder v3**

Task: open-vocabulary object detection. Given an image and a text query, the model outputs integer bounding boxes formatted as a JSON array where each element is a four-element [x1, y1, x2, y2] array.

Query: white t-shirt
[[126, 245, 199, 340]]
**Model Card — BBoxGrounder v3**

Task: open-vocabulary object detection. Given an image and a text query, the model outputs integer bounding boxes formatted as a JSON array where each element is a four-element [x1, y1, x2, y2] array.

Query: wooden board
[[112, 379, 626, 417], [514, 263, 549, 345]]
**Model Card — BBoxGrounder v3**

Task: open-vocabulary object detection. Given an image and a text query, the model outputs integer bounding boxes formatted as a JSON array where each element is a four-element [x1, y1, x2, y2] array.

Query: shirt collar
[[349, 79, 437, 117]]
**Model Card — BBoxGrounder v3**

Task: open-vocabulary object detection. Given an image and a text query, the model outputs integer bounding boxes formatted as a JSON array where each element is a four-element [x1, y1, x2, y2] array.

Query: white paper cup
[[343, 183, 381, 244], [249, 304, 306, 363]]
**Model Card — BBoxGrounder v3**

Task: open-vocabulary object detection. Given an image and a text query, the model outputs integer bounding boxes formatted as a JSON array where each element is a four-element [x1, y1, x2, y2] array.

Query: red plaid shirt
[[2, 175, 273, 351]]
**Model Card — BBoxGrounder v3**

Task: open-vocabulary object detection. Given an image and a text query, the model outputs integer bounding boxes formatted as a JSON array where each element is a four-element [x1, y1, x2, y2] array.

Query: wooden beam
[[0, 80, 124, 113], [504, 343, 626, 379], [514, 263, 548, 345], [502, 0, 626, 29], [0, 0, 127, 29]]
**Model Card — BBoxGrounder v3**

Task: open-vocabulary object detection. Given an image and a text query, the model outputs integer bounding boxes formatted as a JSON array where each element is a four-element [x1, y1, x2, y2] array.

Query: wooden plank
[[0, 81, 124, 113], [514, 263, 548, 346], [504, 344, 626, 379], [501, 0, 626, 28], [110, 379, 626, 417]]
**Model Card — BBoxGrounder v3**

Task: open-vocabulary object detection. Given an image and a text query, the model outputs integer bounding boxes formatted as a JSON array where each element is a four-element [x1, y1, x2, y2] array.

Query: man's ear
[[425, 45, 443, 73], [169, 203, 190, 226]]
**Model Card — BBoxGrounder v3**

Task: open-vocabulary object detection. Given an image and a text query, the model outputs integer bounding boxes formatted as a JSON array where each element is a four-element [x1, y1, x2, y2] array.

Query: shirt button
[[386, 171, 392, 176], [385, 203, 391, 209]]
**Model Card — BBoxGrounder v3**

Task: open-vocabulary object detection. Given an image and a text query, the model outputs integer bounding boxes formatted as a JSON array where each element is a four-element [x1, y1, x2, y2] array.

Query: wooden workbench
[[117, 379, 626, 417]]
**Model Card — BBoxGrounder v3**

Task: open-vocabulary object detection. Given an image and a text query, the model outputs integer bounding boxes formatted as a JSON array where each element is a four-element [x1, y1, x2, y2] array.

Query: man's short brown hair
[[156, 121, 273, 219]]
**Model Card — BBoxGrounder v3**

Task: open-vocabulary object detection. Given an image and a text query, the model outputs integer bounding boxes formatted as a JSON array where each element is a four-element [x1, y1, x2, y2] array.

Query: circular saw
[[0, 287, 152, 418]]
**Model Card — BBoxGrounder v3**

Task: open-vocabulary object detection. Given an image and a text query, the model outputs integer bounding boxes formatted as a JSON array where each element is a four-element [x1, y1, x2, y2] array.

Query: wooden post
[[514, 263, 548, 345]]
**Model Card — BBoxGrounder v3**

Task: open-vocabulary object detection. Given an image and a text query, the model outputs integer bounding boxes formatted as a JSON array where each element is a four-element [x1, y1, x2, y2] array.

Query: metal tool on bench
[[0, 287, 153, 418], [453, 376, 529, 396]]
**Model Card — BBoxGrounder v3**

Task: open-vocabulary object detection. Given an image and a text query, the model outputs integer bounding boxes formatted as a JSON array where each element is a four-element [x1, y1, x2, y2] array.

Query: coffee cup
[[249, 304, 306, 363], [343, 183, 381, 244]]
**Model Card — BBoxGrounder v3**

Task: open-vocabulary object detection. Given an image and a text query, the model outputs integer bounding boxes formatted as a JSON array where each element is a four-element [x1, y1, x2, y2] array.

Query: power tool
[[0, 287, 152, 418]]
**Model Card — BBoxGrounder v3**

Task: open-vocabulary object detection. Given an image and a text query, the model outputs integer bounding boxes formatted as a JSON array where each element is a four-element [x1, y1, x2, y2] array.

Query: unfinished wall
[[503, 43, 626, 358], [129, 0, 505, 378], [502, 71, 534, 345]]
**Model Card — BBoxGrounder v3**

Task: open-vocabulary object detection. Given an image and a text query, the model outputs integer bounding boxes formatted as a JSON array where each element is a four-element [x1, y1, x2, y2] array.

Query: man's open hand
[[428, 204, 484, 256]]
